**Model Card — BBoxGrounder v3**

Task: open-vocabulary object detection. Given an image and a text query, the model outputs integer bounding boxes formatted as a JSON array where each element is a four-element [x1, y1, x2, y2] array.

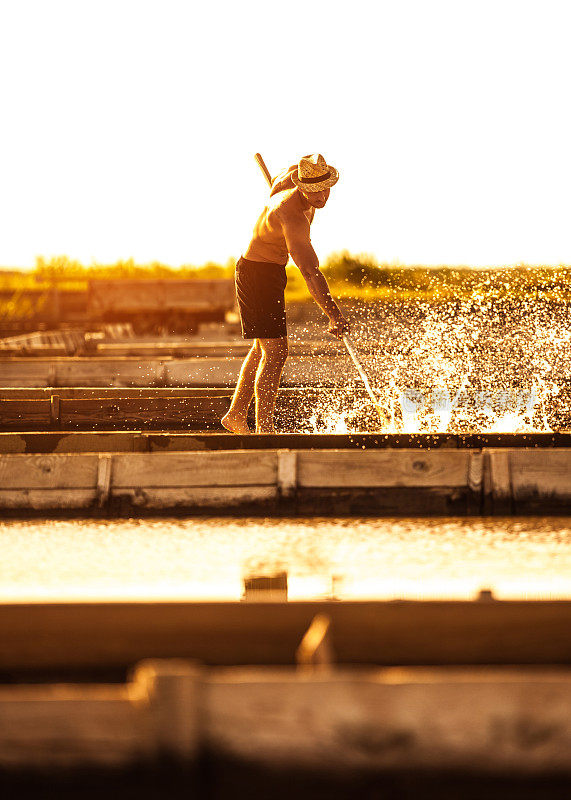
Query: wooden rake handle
[[254, 152, 273, 187]]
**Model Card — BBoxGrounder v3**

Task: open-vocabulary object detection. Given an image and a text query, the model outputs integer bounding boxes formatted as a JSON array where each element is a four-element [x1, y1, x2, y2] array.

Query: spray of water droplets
[[283, 289, 570, 434]]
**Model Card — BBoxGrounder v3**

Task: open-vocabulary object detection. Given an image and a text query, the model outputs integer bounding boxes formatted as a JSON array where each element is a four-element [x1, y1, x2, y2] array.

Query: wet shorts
[[235, 256, 288, 339]]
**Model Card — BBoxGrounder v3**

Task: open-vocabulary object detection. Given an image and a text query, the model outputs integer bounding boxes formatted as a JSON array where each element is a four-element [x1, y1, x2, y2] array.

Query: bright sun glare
[[0, 0, 569, 269]]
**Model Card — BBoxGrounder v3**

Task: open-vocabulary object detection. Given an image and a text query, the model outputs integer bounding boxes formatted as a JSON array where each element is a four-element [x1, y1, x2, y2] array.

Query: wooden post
[[96, 454, 113, 507], [277, 449, 297, 499], [49, 394, 61, 427], [47, 363, 57, 387], [467, 450, 483, 513], [488, 449, 513, 514], [131, 659, 202, 762]]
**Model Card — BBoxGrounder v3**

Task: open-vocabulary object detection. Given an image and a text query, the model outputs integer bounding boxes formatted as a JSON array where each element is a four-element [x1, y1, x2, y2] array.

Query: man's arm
[[279, 212, 349, 336]]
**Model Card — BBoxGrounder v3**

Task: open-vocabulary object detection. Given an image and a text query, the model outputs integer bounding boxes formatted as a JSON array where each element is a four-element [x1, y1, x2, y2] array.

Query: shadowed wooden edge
[[0, 600, 570, 670]]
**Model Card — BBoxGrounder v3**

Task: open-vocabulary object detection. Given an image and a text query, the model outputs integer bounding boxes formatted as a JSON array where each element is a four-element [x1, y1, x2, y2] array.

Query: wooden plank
[[0, 399, 51, 429], [298, 449, 470, 488], [1, 430, 570, 454], [59, 397, 230, 427], [0, 662, 570, 774], [0, 356, 354, 388], [0, 489, 96, 509], [53, 359, 167, 387], [0, 434, 26, 453], [0, 453, 98, 489], [114, 486, 277, 509], [95, 340, 340, 358], [510, 449, 571, 501], [0, 387, 235, 399], [1, 397, 230, 431], [0, 601, 570, 672], [164, 358, 242, 386], [0, 447, 568, 513], [0, 432, 141, 454], [0, 684, 142, 768], [111, 451, 277, 487], [0, 452, 277, 510], [207, 667, 571, 773], [0, 361, 53, 387]]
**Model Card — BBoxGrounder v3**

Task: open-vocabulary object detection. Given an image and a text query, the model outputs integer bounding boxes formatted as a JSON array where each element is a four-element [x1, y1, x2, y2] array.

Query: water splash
[[286, 289, 570, 434]]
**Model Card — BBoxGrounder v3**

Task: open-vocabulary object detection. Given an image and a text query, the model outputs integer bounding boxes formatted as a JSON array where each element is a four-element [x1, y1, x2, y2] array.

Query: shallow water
[[0, 516, 569, 602]]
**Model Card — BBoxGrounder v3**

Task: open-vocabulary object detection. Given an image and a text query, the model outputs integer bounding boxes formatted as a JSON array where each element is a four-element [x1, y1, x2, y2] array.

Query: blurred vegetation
[[290, 250, 571, 303], [1, 252, 570, 322], [32, 255, 236, 285]]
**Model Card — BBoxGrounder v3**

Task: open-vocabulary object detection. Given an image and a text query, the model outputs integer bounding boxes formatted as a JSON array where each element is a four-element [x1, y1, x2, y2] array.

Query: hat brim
[[291, 165, 339, 193]]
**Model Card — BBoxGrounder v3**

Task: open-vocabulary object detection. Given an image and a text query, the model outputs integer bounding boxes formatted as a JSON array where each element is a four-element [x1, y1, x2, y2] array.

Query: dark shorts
[[235, 256, 288, 339]]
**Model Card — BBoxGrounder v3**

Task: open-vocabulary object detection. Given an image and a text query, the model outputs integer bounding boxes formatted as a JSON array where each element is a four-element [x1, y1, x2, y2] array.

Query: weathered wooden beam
[[0, 681, 141, 769], [0, 387, 236, 399], [511, 449, 571, 505], [206, 666, 571, 775], [0, 448, 569, 513], [0, 601, 570, 671], [1, 429, 570, 454], [0, 355, 356, 387], [94, 339, 341, 358], [0, 396, 233, 431], [297, 450, 470, 488], [0, 662, 202, 770], [1, 659, 570, 774]]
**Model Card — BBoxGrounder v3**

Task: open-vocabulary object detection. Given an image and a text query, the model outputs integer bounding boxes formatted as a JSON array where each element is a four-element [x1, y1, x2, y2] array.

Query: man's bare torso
[[244, 164, 315, 265]]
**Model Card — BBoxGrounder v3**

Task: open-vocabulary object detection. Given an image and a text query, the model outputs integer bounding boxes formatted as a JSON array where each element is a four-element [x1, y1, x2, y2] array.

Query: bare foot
[[221, 412, 251, 435]]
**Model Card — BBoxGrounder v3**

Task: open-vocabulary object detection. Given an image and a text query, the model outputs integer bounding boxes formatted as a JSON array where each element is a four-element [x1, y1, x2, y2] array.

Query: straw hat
[[291, 153, 339, 193]]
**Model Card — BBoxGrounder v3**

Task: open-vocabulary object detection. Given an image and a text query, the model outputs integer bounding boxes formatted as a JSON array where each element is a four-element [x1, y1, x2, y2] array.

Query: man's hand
[[328, 312, 350, 339]]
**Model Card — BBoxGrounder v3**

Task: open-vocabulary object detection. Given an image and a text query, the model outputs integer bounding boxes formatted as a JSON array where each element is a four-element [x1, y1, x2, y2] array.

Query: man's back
[[244, 164, 315, 265]]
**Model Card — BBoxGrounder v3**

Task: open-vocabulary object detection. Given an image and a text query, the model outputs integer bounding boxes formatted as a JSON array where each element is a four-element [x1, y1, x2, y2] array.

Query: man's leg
[[255, 337, 289, 433], [221, 339, 262, 434]]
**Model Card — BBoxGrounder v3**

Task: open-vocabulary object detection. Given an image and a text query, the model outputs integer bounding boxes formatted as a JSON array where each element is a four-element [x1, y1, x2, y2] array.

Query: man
[[221, 153, 350, 435]]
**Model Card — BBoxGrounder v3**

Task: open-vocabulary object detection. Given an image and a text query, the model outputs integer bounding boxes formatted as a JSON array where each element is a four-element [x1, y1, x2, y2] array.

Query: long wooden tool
[[254, 152, 273, 187], [253, 153, 387, 426], [342, 334, 386, 422]]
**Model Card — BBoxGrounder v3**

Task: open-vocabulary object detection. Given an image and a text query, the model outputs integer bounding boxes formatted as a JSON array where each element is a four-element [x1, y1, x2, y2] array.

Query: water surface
[[0, 516, 569, 602]]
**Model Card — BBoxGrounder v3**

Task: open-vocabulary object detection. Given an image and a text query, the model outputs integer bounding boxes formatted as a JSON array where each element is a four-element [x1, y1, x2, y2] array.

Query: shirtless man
[[222, 153, 349, 435]]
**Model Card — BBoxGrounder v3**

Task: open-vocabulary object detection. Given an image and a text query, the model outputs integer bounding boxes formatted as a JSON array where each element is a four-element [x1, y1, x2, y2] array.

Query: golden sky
[[1, 0, 569, 268]]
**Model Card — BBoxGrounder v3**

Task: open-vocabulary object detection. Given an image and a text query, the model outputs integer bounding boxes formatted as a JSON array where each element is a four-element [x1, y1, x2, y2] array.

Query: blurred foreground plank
[[0, 657, 570, 775]]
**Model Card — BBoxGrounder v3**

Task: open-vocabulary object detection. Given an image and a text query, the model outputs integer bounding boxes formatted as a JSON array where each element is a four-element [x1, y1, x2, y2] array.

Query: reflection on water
[[0, 516, 570, 602]]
